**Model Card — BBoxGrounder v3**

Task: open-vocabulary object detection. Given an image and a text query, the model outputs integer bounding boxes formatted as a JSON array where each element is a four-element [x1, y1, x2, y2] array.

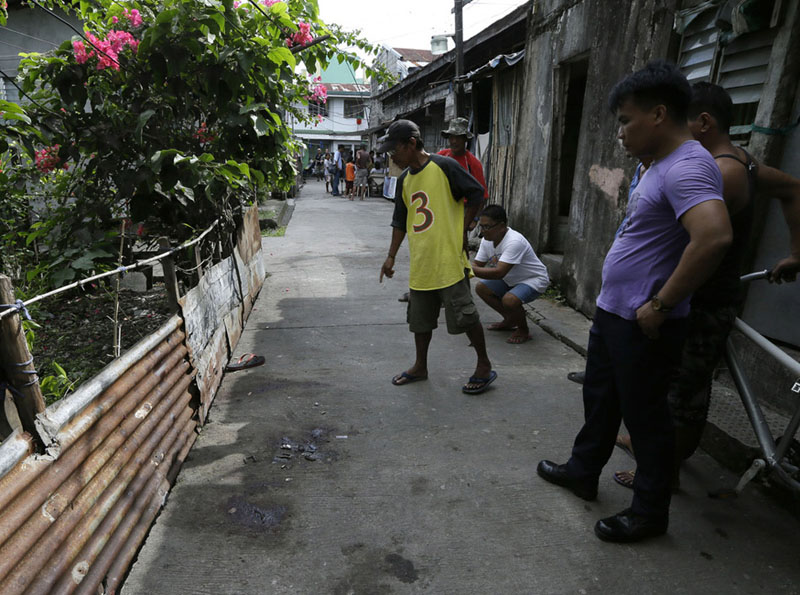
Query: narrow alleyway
[[123, 181, 800, 594]]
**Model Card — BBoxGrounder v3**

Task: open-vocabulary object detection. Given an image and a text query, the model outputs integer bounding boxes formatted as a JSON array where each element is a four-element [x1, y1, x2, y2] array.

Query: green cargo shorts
[[407, 274, 480, 334]]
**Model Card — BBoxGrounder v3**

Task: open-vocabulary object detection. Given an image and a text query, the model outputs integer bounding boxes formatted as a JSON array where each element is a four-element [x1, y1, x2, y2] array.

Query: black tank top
[[691, 148, 758, 307]]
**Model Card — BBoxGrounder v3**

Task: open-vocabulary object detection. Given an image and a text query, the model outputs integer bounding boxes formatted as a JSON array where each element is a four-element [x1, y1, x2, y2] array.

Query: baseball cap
[[377, 119, 421, 153]]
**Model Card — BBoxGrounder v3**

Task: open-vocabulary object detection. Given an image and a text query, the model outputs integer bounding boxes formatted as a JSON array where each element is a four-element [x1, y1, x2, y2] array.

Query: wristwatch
[[650, 294, 673, 313]]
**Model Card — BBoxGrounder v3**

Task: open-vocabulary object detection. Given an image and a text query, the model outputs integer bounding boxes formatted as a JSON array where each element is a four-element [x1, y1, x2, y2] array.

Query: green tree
[[0, 0, 387, 289]]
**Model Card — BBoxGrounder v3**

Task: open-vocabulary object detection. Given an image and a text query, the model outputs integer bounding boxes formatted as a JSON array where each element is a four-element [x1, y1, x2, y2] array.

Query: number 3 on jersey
[[411, 191, 434, 233]]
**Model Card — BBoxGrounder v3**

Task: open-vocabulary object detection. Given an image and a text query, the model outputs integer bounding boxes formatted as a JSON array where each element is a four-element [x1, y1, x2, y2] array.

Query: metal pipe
[[725, 337, 778, 465], [27, 392, 194, 595], [0, 430, 32, 482], [35, 315, 182, 446], [733, 318, 800, 377], [0, 352, 189, 551], [0, 374, 193, 592], [67, 412, 196, 595], [0, 362, 191, 592]]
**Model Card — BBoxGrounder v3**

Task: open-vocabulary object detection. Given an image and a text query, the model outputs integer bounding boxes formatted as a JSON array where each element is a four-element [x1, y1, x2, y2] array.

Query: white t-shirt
[[475, 227, 550, 293]]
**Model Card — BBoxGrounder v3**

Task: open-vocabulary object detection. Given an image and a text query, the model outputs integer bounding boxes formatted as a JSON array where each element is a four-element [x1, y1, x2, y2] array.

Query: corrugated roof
[[324, 83, 370, 95], [393, 47, 435, 64]]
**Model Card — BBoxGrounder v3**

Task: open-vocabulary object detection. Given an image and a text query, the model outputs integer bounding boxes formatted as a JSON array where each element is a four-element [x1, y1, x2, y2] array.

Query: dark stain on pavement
[[384, 553, 419, 583], [225, 495, 287, 532], [335, 544, 421, 593]]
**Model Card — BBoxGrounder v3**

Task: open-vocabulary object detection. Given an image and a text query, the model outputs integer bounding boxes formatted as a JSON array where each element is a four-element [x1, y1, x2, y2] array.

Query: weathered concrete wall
[[511, 0, 679, 316]]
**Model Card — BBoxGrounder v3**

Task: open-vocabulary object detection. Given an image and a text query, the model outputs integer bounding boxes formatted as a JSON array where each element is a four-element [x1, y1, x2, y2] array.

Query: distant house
[[289, 61, 370, 167], [370, 46, 436, 98]]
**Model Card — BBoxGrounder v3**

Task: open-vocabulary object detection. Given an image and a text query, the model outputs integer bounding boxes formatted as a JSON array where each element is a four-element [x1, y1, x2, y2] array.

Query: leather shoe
[[594, 508, 668, 543], [536, 460, 598, 501]]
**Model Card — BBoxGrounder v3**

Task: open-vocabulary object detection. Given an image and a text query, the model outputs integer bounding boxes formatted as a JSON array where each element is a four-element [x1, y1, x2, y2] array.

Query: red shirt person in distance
[[437, 117, 489, 225]]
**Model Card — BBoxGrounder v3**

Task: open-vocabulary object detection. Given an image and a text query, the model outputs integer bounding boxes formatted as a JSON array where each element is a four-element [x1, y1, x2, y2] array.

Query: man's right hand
[[770, 254, 800, 283], [380, 257, 395, 282]]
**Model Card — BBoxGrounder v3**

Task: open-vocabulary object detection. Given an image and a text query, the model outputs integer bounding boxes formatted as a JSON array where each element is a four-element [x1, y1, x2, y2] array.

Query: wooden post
[[158, 238, 181, 312], [0, 275, 46, 443]]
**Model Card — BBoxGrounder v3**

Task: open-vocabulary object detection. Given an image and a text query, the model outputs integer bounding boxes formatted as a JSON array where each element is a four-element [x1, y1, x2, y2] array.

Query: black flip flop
[[225, 353, 265, 372], [462, 370, 498, 394]]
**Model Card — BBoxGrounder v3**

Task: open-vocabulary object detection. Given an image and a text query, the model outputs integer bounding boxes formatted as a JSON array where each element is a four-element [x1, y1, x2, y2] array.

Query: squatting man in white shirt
[[471, 204, 550, 344]]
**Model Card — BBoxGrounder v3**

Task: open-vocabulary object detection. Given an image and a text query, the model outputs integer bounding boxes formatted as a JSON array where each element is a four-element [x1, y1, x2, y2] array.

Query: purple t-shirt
[[597, 140, 723, 320]]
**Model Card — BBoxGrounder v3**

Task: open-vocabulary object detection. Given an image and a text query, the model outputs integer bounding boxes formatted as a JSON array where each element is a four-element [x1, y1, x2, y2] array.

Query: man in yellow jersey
[[378, 120, 496, 394]]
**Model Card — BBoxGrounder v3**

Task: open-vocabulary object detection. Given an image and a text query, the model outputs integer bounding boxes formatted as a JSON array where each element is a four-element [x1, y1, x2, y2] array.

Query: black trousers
[[566, 308, 687, 517]]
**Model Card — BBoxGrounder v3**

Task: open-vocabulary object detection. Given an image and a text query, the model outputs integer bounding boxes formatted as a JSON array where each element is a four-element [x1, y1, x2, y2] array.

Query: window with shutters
[[677, 3, 779, 143], [342, 99, 364, 119]]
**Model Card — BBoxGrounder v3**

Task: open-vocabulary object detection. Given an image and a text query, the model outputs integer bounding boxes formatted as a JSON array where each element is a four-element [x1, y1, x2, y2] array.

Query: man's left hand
[[636, 301, 667, 339]]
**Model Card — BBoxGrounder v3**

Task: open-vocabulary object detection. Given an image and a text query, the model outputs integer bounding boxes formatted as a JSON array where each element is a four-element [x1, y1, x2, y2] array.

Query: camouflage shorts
[[667, 302, 739, 427]]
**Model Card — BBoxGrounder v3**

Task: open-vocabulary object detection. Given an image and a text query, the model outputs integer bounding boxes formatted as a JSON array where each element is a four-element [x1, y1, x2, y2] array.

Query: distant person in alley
[[536, 60, 732, 543], [378, 119, 496, 394], [438, 117, 489, 222], [471, 205, 549, 344]]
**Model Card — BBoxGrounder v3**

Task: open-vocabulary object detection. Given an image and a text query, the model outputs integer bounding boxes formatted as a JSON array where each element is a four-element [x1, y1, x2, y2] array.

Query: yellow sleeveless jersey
[[391, 154, 485, 291]]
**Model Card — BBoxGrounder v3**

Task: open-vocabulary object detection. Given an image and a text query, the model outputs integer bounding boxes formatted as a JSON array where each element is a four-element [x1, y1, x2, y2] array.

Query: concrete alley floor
[[123, 180, 800, 595]]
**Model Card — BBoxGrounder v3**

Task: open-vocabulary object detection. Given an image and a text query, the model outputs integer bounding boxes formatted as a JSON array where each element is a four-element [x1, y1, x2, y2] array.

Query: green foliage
[[39, 361, 76, 405], [1, 0, 389, 292]]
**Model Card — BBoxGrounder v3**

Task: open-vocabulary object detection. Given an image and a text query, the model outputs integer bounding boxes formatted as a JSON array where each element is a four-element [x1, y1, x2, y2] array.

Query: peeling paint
[[588, 165, 625, 205], [41, 492, 68, 523], [71, 560, 89, 584], [134, 402, 153, 419]]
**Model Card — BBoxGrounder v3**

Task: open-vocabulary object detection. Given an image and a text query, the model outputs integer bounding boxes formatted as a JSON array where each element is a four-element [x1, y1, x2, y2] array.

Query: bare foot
[[506, 332, 532, 344], [487, 321, 516, 331]]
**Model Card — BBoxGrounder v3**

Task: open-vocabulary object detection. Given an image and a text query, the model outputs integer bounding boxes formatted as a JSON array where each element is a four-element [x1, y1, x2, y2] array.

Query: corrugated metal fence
[[0, 205, 266, 594]]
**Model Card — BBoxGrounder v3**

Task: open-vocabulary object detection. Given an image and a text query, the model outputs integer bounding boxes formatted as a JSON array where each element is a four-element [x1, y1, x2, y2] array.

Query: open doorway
[[551, 57, 588, 253]]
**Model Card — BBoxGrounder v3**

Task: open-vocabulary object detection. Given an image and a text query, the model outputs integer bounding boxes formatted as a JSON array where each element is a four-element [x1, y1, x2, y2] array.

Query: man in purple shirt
[[537, 61, 732, 543]]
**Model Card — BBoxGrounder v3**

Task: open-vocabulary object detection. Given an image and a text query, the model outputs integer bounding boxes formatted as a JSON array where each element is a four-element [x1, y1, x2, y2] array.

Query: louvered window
[[677, 4, 778, 142]]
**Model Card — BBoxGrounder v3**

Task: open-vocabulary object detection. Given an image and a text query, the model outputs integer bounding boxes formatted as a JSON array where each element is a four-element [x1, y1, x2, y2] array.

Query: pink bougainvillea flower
[[73, 40, 89, 64], [112, 16, 118, 23], [125, 8, 143, 27], [291, 21, 313, 46], [35, 144, 62, 173], [260, 0, 280, 6]]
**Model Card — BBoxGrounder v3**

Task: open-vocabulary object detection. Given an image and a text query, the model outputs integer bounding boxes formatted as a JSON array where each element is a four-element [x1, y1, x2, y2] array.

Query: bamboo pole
[[0, 275, 46, 445], [158, 238, 180, 312]]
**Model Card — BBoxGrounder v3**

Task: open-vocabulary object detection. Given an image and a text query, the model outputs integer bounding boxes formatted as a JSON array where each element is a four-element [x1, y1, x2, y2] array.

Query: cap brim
[[377, 137, 397, 153]]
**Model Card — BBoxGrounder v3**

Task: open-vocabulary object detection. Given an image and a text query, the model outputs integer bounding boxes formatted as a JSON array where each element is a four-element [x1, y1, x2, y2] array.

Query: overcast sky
[[318, 0, 529, 54]]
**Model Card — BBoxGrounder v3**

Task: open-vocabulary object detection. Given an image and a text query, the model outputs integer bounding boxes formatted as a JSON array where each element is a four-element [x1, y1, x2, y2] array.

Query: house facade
[[289, 61, 370, 166]]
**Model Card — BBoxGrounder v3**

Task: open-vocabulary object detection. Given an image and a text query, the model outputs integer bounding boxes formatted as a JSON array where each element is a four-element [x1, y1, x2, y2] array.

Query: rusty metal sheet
[[36, 326, 185, 454], [25, 392, 194, 595], [0, 368, 193, 590], [72, 414, 196, 595], [0, 344, 187, 532]]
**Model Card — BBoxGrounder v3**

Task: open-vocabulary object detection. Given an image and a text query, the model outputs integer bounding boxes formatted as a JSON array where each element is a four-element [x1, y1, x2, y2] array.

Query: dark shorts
[[407, 273, 480, 334], [345, 180, 354, 191], [667, 302, 739, 427]]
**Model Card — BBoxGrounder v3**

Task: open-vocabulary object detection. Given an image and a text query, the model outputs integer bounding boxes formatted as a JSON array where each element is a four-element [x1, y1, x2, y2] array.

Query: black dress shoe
[[567, 371, 585, 384], [594, 508, 668, 543], [536, 460, 598, 501]]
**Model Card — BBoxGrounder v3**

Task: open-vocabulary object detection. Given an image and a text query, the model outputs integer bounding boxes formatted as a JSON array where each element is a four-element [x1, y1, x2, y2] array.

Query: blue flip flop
[[462, 370, 498, 394], [391, 371, 428, 386]]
